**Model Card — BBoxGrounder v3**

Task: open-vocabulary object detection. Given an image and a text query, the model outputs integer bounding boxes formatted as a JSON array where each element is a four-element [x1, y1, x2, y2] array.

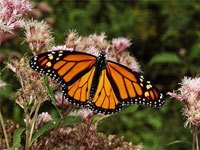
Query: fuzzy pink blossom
[[118, 52, 141, 72], [55, 91, 70, 109], [65, 29, 82, 48], [112, 37, 132, 52], [168, 76, 200, 127], [51, 45, 74, 51], [108, 50, 141, 72], [89, 33, 108, 50], [71, 108, 94, 122], [168, 77, 200, 102], [86, 46, 100, 57], [37, 112, 52, 124], [0, 0, 32, 43], [24, 20, 54, 54]]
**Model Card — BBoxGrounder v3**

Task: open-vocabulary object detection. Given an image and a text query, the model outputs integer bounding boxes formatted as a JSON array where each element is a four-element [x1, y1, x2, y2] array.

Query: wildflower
[[24, 20, 54, 54], [55, 91, 69, 109], [76, 36, 95, 52], [7, 57, 48, 108], [89, 33, 109, 50], [108, 50, 141, 72], [118, 51, 141, 72], [65, 29, 81, 49], [112, 37, 132, 52], [0, 0, 32, 44], [74, 33, 110, 53], [31, 124, 141, 150], [51, 45, 74, 51], [168, 77, 200, 102], [70, 108, 94, 122], [86, 46, 100, 57], [168, 76, 200, 127], [37, 112, 52, 124]]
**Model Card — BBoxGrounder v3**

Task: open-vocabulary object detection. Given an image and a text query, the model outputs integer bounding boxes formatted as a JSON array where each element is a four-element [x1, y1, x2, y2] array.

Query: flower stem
[[24, 107, 30, 150], [196, 127, 199, 150], [29, 103, 41, 145], [192, 126, 199, 150], [56, 104, 74, 128], [0, 109, 9, 148]]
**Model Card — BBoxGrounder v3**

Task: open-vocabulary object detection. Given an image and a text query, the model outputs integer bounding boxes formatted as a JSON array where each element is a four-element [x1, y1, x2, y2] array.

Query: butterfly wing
[[29, 50, 97, 107], [89, 69, 123, 114], [106, 61, 164, 108]]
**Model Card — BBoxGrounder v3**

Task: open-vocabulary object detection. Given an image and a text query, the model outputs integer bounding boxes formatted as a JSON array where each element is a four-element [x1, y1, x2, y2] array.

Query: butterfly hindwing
[[90, 69, 123, 114], [64, 66, 96, 106], [106, 61, 164, 108]]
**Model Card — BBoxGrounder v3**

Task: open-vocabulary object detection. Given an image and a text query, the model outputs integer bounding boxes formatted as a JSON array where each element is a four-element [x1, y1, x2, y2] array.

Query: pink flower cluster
[[52, 31, 141, 72], [0, 0, 32, 41], [24, 20, 54, 54], [112, 37, 132, 53], [55, 91, 69, 109], [70, 108, 94, 122], [36, 112, 52, 125], [168, 77, 200, 127]]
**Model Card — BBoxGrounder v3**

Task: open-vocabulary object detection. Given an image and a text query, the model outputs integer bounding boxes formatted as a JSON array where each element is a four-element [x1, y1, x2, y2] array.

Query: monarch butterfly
[[29, 49, 164, 114]]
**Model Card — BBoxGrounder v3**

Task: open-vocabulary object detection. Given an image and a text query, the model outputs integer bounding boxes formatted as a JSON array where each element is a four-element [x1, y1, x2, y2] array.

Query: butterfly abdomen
[[89, 51, 107, 99]]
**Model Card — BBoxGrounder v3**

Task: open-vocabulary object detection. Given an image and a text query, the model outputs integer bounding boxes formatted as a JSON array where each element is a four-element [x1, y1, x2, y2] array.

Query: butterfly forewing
[[29, 50, 97, 107]]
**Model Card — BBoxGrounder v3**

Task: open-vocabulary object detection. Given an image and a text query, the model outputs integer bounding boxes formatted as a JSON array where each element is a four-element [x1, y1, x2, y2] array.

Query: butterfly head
[[99, 51, 106, 58]]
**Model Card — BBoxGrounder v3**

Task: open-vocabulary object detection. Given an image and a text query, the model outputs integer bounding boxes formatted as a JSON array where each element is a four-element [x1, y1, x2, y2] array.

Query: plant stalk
[[192, 126, 199, 150], [0, 109, 9, 148], [29, 102, 41, 144], [196, 127, 199, 150], [56, 104, 74, 128], [24, 107, 30, 150]]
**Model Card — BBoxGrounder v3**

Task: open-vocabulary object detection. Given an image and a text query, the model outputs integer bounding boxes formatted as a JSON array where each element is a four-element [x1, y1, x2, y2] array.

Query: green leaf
[[61, 116, 83, 126], [44, 76, 55, 101], [189, 46, 200, 60], [31, 116, 82, 143], [43, 76, 62, 117], [149, 52, 181, 65], [12, 127, 25, 148], [31, 120, 58, 143], [6, 127, 25, 150], [167, 140, 190, 146]]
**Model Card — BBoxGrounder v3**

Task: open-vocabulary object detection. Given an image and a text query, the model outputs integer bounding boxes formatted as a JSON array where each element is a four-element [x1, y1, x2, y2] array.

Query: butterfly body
[[89, 51, 107, 99], [29, 49, 164, 114]]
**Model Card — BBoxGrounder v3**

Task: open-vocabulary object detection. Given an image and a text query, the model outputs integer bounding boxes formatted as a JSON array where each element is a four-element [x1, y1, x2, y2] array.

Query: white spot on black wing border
[[88, 102, 124, 115]]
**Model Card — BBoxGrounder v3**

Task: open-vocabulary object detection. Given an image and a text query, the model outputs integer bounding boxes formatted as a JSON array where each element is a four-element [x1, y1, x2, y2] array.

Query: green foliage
[[31, 116, 82, 143], [43, 76, 62, 117], [60, 116, 83, 126], [6, 127, 25, 150], [31, 121, 58, 143], [149, 52, 181, 64]]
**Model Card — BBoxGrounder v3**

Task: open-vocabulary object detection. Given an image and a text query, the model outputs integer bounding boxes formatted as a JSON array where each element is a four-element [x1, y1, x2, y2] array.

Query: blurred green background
[[1, 0, 200, 149]]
